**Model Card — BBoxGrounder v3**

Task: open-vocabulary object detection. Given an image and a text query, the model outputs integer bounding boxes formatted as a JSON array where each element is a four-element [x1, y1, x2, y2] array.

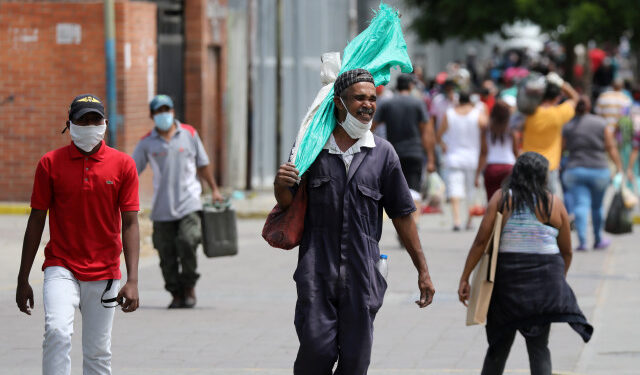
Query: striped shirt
[[499, 208, 560, 254], [595, 90, 631, 127]]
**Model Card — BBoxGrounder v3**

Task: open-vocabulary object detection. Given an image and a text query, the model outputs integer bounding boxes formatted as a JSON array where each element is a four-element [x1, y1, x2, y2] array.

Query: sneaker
[[168, 293, 185, 309], [184, 287, 197, 308], [421, 205, 442, 214], [453, 225, 461, 232], [594, 238, 611, 250], [575, 244, 587, 251]]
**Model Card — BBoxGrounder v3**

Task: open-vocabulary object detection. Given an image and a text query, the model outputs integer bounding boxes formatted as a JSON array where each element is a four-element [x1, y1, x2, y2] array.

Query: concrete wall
[[225, 0, 248, 189]]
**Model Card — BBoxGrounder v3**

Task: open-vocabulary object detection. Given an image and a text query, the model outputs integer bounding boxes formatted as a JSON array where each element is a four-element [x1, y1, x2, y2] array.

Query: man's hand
[[16, 209, 47, 316], [426, 160, 436, 173], [275, 162, 299, 188], [458, 279, 470, 307], [474, 174, 481, 188], [415, 271, 435, 308], [546, 72, 564, 87], [212, 189, 224, 202], [16, 280, 34, 315], [116, 280, 139, 313]]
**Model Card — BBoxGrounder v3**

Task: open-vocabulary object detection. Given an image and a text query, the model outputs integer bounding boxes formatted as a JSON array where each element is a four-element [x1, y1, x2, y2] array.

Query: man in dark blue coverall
[[274, 69, 436, 375]]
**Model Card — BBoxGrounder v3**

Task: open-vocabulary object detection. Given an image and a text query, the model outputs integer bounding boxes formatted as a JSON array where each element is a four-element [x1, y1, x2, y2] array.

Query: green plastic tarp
[[292, 3, 413, 175]]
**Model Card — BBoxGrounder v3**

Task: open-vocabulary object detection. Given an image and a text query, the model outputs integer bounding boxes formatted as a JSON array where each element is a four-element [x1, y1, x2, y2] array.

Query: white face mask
[[69, 123, 106, 152], [339, 98, 372, 139]]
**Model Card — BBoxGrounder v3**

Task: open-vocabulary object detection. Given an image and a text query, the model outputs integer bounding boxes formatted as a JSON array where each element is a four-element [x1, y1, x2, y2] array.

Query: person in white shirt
[[437, 91, 488, 231]]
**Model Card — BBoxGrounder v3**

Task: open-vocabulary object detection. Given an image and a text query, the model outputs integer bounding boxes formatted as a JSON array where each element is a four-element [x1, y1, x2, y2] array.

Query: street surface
[[1, 211, 639, 374]]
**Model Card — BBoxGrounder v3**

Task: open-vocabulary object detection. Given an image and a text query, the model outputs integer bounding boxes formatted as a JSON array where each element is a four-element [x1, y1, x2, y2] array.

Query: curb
[[2, 203, 640, 224], [0, 203, 31, 215], [236, 211, 270, 220], [0, 203, 271, 219]]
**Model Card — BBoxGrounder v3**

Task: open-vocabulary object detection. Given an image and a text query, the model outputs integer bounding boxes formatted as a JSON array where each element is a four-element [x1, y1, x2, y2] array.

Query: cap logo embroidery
[[106, 180, 114, 185], [77, 96, 101, 103]]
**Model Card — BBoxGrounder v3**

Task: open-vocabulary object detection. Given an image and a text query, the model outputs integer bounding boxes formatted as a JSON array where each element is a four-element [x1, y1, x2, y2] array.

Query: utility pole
[[349, 0, 358, 38], [104, 0, 118, 148], [246, 0, 255, 190]]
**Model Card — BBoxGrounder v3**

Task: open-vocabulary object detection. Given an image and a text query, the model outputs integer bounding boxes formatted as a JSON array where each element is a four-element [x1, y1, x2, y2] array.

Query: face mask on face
[[154, 112, 174, 131], [339, 98, 372, 139], [69, 123, 106, 152]]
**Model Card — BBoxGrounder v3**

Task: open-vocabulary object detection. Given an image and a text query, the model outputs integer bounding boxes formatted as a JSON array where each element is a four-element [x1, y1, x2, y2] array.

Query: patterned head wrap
[[334, 69, 374, 96]]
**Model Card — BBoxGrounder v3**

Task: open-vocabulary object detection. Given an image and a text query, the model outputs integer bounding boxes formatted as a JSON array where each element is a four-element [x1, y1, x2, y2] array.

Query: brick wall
[[115, 1, 157, 205], [0, 1, 156, 201], [184, 0, 228, 187]]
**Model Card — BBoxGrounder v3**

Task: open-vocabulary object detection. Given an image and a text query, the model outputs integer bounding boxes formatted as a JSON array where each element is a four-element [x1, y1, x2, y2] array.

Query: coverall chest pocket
[[307, 176, 333, 222], [357, 184, 383, 238]]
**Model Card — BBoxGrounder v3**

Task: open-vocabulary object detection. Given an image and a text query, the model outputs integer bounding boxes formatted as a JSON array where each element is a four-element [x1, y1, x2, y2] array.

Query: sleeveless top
[[486, 131, 516, 165], [499, 199, 560, 254], [443, 106, 481, 169]]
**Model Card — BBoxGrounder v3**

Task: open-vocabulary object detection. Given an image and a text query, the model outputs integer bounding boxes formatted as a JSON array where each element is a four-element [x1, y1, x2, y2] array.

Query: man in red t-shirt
[[16, 94, 140, 375]]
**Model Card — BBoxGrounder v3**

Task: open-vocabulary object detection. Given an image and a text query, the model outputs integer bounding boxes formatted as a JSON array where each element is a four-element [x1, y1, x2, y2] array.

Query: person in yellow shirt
[[522, 73, 579, 193]]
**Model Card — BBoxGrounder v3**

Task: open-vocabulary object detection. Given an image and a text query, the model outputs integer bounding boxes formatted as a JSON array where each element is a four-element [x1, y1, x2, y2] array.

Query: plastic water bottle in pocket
[[377, 254, 388, 279]]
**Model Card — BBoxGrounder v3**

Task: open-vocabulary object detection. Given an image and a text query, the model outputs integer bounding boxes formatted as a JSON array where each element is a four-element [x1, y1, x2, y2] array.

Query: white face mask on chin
[[339, 97, 372, 139], [69, 123, 106, 152]]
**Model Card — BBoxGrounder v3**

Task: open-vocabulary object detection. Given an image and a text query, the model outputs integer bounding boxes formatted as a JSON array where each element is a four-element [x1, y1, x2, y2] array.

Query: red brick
[[0, 1, 157, 201]]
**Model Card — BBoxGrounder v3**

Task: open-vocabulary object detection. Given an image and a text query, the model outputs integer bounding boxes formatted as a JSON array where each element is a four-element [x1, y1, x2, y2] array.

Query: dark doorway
[[156, 0, 185, 120]]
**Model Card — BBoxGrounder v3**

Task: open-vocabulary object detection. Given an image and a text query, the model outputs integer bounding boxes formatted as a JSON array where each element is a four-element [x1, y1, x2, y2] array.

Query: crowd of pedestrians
[[370, 46, 640, 373], [13, 44, 640, 375], [376, 46, 639, 253]]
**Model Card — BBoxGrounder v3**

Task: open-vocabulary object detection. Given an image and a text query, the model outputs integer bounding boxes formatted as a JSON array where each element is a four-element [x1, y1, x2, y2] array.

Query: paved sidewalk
[[0, 191, 278, 219], [1, 212, 639, 374]]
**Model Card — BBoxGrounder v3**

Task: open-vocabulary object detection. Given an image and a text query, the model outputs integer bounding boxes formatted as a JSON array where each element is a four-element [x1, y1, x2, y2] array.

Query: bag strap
[[101, 279, 120, 308], [486, 211, 503, 283]]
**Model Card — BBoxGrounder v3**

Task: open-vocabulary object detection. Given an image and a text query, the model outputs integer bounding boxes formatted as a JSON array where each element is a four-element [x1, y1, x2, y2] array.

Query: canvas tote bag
[[466, 211, 503, 326]]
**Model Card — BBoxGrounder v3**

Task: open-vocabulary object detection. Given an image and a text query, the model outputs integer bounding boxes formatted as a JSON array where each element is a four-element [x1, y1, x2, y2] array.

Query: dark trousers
[[293, 294, 377, 375], [152, 212, 202, 294], [399, 157, 424, 192], [293, 261, 386, 375], [481, 324, 552, 375]]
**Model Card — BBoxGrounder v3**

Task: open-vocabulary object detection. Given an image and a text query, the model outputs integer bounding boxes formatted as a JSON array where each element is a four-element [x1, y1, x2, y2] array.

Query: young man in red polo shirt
[[15, 94, 141, 375]]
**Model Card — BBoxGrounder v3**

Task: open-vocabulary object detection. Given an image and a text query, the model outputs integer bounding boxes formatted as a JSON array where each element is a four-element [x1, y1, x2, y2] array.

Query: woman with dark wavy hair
[[458, 152, 592, 375]]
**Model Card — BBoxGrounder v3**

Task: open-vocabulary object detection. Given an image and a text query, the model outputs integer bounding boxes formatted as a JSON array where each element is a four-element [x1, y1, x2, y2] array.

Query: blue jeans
[[559, 156, 573, 215], [562, 167, 610, 247]]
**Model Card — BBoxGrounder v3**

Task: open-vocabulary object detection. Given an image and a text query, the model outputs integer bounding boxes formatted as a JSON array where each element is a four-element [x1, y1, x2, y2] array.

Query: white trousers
[[446, 167, 476, 201], [43, 266, 119, 375]]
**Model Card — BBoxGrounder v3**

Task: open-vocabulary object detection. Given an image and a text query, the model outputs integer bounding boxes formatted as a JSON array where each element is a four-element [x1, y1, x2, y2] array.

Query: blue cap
[[380, 254, 388, 259], [149, 95, 174, 112]]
